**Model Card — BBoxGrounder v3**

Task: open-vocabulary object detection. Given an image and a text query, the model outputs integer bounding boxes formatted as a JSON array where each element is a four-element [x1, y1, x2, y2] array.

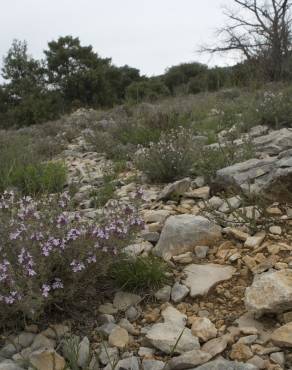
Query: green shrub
[[126, 79, 170, 103], [135, 127, 196, 183], [255, 90, 292, 128], [111, 256, 169, 293], [12, 161, 67, 195], [194, 140, 255, 181]]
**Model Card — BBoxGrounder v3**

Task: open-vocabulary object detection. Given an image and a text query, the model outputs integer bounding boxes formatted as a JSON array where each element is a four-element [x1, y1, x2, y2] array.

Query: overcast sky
[[0, 0, 236, 76]]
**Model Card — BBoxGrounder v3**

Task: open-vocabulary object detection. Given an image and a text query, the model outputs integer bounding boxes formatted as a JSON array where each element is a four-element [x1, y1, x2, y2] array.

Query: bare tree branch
[[201, 0, 292, 80]]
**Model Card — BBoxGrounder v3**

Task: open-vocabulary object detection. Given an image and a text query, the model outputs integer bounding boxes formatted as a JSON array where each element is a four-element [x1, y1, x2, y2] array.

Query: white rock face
[[245, 269, 292, 315], [183, 264, 236, 298], [153, 215, 222, 260]]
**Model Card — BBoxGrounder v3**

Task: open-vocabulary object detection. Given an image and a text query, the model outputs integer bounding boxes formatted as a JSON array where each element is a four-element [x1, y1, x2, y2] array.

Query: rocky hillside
[[2, 103, 292, 370]]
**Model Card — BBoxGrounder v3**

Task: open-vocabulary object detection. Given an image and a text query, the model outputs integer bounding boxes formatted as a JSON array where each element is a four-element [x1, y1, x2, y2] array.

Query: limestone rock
[[0, 360, 24, 370], [172, 252, 194, 264], [194, 358, 258, 370], [108, 326, 129, 349], [184, 186, 210, 200], [13, 332, 35, 348], [229, 343, 253, 361], [113, 291, 141, 311], [171, 282, 189, 303], [157, 178, 191, 200], [124, 241, 153, 257], [219, 196, 242, 213], [245, 232, 266, 248], [191, 317, 217, 342], [99, 345, 119, 365], [77, 337, 90, 368], [213, 150, 292, 200], [202, 336, 228, 358], [254, 127, 292, 155], [161, 306, 187, 328], [245, 269, 292, 315], [153, 215, 221, 260], [146, 323, 199, 354], [155, 285, 171, 302], [29, 349, 65, 370], [195, 246, 209, 259], [163, 349, 211, 370], [271, 322, 292, 347], [143, 210, 171, 224], [112, 356, 140, 370], [30, 334, 55, 351], [183, 264, 235, 298], [142, 359, 165, 370]]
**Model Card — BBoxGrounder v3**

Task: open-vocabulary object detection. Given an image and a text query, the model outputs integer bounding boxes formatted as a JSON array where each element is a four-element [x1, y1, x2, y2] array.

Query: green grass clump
[[90, 179, 116, 208], [12, 161, 67, 195], [0, 132, 67, 195], [111, 256, 169, 293]]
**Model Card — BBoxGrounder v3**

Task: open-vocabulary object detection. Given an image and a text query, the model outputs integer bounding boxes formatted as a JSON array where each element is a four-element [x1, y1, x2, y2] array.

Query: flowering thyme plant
[[0, 191, 143, 320], [135, 127, 196, 183]]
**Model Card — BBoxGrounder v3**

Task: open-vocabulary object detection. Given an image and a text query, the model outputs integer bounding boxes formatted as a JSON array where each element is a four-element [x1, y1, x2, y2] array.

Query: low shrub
[[0, 192, 144, 323], [255, 89, 292, 128], [194, 140, 255, 181], [135, 127, 197, 183], [12, 161, 67, 195], [111, 256, 169, 293]]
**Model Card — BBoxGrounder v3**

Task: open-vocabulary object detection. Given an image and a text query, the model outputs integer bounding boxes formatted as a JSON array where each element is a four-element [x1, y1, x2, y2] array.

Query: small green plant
[[111, 256, 169, 293], [90, 180, 116, 208], [62, 335, 80, 370], [136, 127, 196, 183]]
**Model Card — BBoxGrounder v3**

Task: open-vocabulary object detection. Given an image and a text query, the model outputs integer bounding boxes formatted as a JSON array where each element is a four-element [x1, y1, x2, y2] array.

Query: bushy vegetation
[[136, 127, 197, 183], [13, 161, 67, 196], [194, 140, 255, 181], [0, 192, 143, 322], [0, 132, 67, 195], [111, 256, 169, 293]]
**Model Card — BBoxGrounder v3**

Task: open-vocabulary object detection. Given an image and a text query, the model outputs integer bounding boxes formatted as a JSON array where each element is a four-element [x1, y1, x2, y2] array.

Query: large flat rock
[[183, 264, 236, 298], [213, 149, 292, 200], [153, 215, 221, 260], [194, 358, 258, 370], [254, 128, 292, 155], [271, 322, 292, 347], [245, 269, 292, 316], [146, 323, 200, 354]]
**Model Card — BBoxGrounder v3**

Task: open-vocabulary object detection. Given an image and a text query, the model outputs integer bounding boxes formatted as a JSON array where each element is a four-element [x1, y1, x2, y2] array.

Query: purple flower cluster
[[0, 191, 143, 311]]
